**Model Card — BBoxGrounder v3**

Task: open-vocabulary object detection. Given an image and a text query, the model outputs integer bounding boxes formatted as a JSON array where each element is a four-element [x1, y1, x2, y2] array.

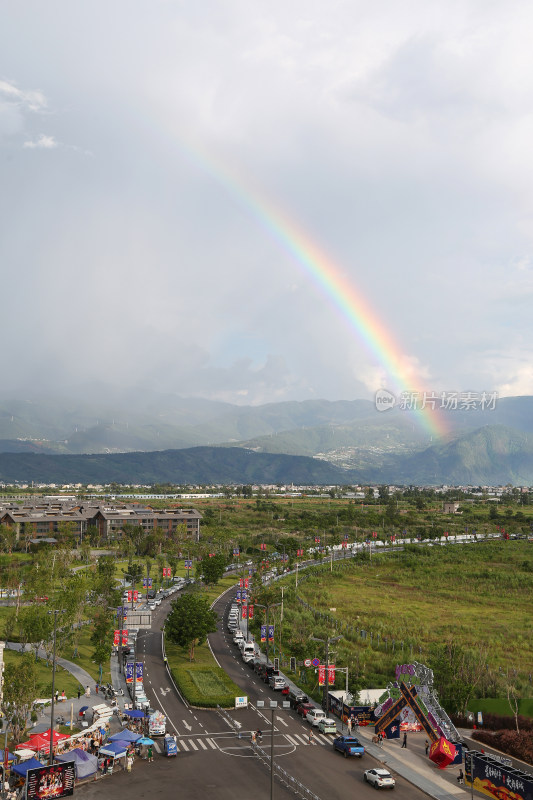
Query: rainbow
[[174, 138, 447, 439]]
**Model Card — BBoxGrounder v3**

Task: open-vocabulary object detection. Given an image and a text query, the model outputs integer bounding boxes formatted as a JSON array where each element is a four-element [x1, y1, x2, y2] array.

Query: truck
[[148, 711, 166, 736]]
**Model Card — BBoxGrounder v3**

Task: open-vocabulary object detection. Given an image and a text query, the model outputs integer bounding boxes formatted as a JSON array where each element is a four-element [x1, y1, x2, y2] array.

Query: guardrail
[[253, 742, 323, 800]]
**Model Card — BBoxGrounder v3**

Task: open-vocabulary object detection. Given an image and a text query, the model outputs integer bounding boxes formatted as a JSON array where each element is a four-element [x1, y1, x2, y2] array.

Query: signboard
[[235, 696, 248, 709], [268, 625, 274, 642], [248, 605, 254, 619], [260, 625, 267, 642], [26, 761, 75, 800], [236, 590, 241, 603], [466, 751, 533, 800], [242, 606, 248, 619], [304, 659, 312, 667], [311, 658, 320, 667], [328, 664, 335, 684], [318, 665, 325, 686], [142, 578, 153, 588], [136, 662, 143, 681]]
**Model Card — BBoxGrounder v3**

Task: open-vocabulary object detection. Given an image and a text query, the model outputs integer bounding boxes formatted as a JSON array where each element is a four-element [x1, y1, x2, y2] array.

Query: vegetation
[[166, 593, 217, 661]]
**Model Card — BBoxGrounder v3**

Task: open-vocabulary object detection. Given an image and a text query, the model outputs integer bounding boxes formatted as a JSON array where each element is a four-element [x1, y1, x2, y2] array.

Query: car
[[363, 768, 395, 789], [233, 631, 244, 644], [260, 665, 279, 683], [296, 703, 314, 719], [289, 689, 309, 708], [306, 708, 326, 726], [269, 676, 287, 691], [318, 717, 337, 735], [333, 735, 365, 758]]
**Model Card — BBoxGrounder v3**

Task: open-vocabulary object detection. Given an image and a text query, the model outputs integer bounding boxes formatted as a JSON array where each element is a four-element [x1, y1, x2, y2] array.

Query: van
[[289, 689, 309, 708]]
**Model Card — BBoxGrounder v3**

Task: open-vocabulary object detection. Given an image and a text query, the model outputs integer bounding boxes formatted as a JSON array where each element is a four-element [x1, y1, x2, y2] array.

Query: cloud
[[23, 134, 58, 149], [0, 78, 47, 112]]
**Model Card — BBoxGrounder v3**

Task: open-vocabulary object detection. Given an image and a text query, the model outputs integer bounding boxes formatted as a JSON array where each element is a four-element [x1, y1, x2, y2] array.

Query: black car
[[260, 664, 279, 683]]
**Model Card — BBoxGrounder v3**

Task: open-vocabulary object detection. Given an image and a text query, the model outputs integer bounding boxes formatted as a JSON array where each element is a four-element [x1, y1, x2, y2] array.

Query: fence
[[253, 742, 323, 800]]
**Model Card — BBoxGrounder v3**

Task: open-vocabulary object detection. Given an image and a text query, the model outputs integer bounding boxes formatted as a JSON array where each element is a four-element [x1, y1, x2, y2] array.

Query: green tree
[[1, 653, 38, 744], [197, 553, 226, 586], [90, 608, 114, 677], [166, 594, 217, 661]]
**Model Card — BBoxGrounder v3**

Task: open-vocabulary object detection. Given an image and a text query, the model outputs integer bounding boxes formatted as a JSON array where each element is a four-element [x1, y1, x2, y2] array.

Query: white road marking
[[285, 735, 299, 746], [293, 734, 309, 745], [206, 738, 218, 749], [197, 739, 208, 750], [179, 740, 189, 751], [182, 720, 192, 731], [188, 739, 198, 750], [153, 742, 161, 753], [276, 716, 288, 727]]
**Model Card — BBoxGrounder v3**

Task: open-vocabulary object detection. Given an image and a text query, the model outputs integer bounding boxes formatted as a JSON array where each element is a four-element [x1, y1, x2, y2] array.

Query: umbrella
[[136, 737, 154, 746], [123, 709, 146, 719], [109, 729, 141, 743], [79, 706, 89, 713]]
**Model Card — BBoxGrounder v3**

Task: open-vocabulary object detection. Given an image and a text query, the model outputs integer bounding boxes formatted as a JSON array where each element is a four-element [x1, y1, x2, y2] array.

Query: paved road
[[77, 585, 434, 800]]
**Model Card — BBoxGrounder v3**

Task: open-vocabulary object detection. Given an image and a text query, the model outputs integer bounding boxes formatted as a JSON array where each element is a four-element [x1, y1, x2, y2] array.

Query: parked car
[[333, 735, 365, 758], [306, 708, 327, 727], [317, 717, 337, 735], [259, 664, 279, 683], [296, 703, 314, 719], [288, 689, 309, 709], [363, 768, 395, 788], [233, 631, 244, 644], [269, 676, 287, 691]]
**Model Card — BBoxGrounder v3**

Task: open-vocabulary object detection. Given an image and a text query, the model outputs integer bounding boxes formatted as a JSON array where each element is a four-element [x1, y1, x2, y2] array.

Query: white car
[[364, 769, 395, 789], [317, 717, 337, 734], [233, 631, 244, 644], [306, 708, 326, 726]]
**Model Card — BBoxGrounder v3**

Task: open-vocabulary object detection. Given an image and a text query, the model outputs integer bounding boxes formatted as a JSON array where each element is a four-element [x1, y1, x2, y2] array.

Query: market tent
[[109, 729, 141, 743], [20, 735, 49, 751], [123, 709, 146, 719], [0, 749, 17, 764], [12, 758, 44, 777], [14, 750, 37, 761], [98, 741, 129, 758], [56, 749, 98, 780], [39, 729, 70, 742]]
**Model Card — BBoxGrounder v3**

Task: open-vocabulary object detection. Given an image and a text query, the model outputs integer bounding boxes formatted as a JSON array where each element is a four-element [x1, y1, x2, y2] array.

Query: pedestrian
[[147, 745, 153, 763], [55, 690, 59, 702], [308, 729, 315, 745], [77, 688, 81, 700], [402, 732, 407, 749], [102, 759, 108, 775], [85, 685, 91, 698], [347, 717, 352, 734], [127, 755, 133, 772], [251, 731, 256, 745], [95, 684, 99, 695], [378, 731, 383, 747], [256, 730, 262, 744], [457, 769, 464, 784], [425, 739, 430, 755], [61, 690, 65, 702]]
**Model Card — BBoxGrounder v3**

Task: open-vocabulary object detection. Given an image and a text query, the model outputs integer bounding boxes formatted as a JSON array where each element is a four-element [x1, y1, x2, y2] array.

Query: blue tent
[[0, 749, 17, 764], [109, 729, 141, 743], [123, 709, 146, 719], [98, 741, 129, 758], [12, 758, 44, 777], [56, 749, 97, 780]]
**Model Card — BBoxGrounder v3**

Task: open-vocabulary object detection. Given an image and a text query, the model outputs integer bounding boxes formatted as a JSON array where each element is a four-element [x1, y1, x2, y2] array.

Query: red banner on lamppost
[[318, 665, 325, 686]]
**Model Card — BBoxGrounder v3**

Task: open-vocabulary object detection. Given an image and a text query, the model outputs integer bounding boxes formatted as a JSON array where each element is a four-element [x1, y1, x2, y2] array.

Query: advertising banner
[[260, 543, 267, 551], [248, 605, 254, 619], [328, 664, 335, 684], [127, 591, 132, 602], [113, 630, 119, 646], [268, 625, 274, 642], [136, 662, 143, 681], [242, 606, 247, 619], [125, 662, 134, 682], [122, 630, 128, 645], [236, 590, 241, 603], [260, 625, 266, 642], [318, 665, 325, 686], [133, 590, 138, 602], [466, 752, 533, 800], [26, 762, 75, 800]]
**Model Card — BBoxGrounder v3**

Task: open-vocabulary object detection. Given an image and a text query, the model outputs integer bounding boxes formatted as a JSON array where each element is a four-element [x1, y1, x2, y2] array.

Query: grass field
[[165, 635, 244, 708]]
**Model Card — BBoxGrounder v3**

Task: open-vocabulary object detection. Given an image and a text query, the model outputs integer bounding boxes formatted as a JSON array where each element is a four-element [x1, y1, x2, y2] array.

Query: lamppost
[[48, 609, 65, 766], [310, 633, 342, 714], [254, 601, 281, 666], [256, 699, 290, 800]]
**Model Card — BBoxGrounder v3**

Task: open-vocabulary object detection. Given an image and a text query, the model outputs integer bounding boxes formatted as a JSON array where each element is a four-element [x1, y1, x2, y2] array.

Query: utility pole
[[255, 601, 282, 665], [48, 609, 65, 765], [310, 633, 342, 713]]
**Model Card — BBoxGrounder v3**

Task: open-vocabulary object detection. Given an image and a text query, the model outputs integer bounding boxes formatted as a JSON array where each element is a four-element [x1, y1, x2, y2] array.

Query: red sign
[[127, 591, 132, 602], [133, 590, 138, 602], [260, 543, 267, 551], [372, 531, 377, 538], [328, 664, 335, 684], [297, 548, 303, 556], [342, 541, 347, 548], [122, 630, 128, 645], [239, 578, 243, 587], [318, 665, 325, 686], [315, 537, 320, 544], [248, 605, 254, 619], [113, 630, 119, 646], [242, 606, 247, 619]]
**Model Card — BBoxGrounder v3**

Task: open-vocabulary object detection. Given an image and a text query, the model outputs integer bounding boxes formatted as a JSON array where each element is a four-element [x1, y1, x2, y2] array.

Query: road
[[79, 585, 431, 800]]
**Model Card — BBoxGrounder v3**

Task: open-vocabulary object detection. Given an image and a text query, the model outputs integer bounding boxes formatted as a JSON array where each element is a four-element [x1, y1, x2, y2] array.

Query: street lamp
[[254, 601, 281, 666], [48, 609, 66, 766], [310, 633, 342, 714], [256, 699, 290, 800]]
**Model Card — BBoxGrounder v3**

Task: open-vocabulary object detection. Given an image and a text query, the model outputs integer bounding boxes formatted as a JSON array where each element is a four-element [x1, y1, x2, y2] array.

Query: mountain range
[[0, 390, 532, 485]]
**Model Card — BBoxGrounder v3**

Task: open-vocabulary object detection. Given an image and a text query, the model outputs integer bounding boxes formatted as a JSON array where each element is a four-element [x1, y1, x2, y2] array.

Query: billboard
[[26, 762, 75, 800], [466, 752, 533, 800]]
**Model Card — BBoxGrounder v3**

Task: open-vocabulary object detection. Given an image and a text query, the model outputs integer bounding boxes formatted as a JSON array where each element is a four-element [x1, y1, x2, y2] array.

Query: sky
[[2, 0, 533, 407]]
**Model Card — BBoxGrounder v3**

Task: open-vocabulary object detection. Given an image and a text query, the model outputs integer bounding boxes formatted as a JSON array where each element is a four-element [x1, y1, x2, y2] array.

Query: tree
[[166, 594, 217, 661], [197, 553, 226, 585], [1, 653, 38, 744], [90, 608, 114, 678]]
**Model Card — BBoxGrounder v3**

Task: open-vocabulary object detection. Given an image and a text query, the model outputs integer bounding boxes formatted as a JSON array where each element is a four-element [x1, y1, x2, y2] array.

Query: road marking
[[276, 716, 288, 727], [179, 740, 189, 751], [188, 739, 198, 750], [285, 735, 299, 746], [206, 738, 218, 749], [292, 734, 309, 745], [197, 739, 208, 750], [153, 742, 161, 753], [182, 720, 192, 731]]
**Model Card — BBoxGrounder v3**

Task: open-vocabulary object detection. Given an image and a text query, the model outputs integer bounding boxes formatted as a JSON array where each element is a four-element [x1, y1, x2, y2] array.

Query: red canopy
[[20, 735, 49, 751]]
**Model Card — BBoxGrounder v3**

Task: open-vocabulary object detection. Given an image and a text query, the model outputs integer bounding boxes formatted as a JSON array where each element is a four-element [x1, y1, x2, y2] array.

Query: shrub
[[472, 729, 533, 764]]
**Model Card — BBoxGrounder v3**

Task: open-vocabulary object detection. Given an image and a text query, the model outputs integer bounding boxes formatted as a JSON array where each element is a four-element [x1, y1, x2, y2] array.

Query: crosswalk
[[153, 732, 334, 754]]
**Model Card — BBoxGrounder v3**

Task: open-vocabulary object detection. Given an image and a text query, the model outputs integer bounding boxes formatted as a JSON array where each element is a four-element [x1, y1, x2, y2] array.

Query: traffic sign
[[311, 658, 320, 667], [304, 659, 312, 667]]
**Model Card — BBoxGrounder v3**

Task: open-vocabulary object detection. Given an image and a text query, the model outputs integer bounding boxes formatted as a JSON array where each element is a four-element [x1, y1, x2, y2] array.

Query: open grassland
[[258, 541, 533, 703], [165, 637, 244, 708]]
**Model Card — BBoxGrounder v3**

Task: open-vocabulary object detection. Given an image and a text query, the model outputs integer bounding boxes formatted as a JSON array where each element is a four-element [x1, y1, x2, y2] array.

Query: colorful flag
[[268, 625, 274, 642], [260, 625, 266, 642], [318, 665, 325, 686]]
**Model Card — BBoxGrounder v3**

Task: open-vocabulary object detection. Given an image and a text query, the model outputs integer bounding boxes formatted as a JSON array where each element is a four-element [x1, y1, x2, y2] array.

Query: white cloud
[[23, 134, 58, 149], [0, 78, 47, 112]]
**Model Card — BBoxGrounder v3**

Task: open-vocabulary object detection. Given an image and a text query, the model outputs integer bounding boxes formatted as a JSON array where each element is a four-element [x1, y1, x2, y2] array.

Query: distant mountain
[[0, 446, 350, 485]]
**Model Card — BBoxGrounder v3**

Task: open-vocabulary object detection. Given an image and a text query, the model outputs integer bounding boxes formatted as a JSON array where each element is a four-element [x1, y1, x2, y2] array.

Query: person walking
[[77, 688, 81, 700], [347, 717, 352, 734], [251, 731, 257, 746], [425, 739, 430, 755], [308, 729, 315, 745], [147, 745, 153, 763], [401, 732, 407, 749], [457, 769, 464, 784], [85, 685, 91, 698], [377, 731, 383, 747]]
